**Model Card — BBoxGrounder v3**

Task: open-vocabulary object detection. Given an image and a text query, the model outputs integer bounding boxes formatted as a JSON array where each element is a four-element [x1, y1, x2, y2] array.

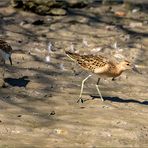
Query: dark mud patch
[[4, 76, 30, 87]]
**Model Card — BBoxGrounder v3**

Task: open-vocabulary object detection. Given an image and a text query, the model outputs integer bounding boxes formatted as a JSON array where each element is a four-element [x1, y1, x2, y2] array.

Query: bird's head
[[119, 60, 141, 74]]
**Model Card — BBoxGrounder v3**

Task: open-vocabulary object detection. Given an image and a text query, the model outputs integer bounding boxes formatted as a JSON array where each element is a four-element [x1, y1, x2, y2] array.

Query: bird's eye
[[127, 63, 129, 66]]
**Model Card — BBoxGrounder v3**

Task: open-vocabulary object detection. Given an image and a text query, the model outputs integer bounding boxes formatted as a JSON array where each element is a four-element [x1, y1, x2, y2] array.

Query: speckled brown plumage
[[66, 51, 106, 70], [65, 51, 139, 103], [0, 39, 12, 54], [65, 51, 122, 78]]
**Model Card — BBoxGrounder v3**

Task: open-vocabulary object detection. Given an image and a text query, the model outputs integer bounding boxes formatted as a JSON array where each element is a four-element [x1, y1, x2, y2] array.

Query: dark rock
[[49, 8, 67, 16], [11, 0, 68, 15], [32, 19, 44, 25], [50, 111, 55, 115], [17, 115, 22, 117], [11, 0, 24, 8], [11, 0, 94, 15]]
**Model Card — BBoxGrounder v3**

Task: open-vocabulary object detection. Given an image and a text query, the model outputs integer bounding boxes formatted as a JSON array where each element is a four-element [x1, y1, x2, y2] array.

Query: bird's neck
[[116, 64, 124, 76], [107, 63, 123, 78]]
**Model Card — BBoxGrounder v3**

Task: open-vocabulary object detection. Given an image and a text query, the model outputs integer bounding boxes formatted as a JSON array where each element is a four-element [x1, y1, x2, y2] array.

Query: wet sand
[[0, 1, 148, 147]]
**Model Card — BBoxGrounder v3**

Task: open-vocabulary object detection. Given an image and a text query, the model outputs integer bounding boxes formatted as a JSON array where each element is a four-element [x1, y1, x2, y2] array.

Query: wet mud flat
[[0, 0, 148, 147]]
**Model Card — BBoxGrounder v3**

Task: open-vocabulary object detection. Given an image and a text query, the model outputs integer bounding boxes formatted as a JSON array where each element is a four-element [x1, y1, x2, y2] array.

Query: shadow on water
[[90, 95, 148, 105], [4, 76, 30, 87]]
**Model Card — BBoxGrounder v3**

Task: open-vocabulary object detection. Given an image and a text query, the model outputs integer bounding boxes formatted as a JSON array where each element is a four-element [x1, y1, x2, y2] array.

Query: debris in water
[[115, 11, 126, 17], [113, 42, 117, 49], [59, 63, 65, 71], [35, 47, 41, 52], [82, 38, 89, 47], [129, 22, 143, 28], [91, 47, 102, 53], [114, 53, 125, 59], [69, 43, 75, 52], [113, 42, 123, 52], [106, 25, 116, 30], [47, 42, 53, 53], [54, 128, 67, 135], [50, 111, 55, 115], [45, 55, 50, 63], [132, 8, 139, 13]]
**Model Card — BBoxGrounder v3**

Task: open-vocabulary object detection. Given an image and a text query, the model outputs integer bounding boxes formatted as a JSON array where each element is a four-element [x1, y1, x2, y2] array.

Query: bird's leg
[[95, 78, 104, 101], [112, 77, 115, 81], [77, 75, 92, 103], [9, 56, 12, 65]]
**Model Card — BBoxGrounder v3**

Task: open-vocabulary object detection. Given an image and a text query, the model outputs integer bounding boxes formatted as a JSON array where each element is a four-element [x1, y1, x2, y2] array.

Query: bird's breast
[[0, 49, 9, 60], [94, 64, 122, 78]]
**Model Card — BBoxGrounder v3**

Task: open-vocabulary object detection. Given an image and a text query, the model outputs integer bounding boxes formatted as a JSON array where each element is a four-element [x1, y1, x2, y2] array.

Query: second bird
[[0, 39, 13, 65]]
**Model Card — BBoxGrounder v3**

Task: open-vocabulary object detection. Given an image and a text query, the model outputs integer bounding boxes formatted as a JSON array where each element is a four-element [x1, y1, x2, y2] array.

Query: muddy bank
[[0, 0, 148, 147]]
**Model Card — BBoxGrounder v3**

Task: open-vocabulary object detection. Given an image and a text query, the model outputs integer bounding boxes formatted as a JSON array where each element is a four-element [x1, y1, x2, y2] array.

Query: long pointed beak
[[132, 65, 142, 74], [9, 56, 12, 65]]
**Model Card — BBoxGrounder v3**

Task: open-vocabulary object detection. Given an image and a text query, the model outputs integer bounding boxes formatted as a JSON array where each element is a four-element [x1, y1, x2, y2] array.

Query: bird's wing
[[65, 51, 110, 73]]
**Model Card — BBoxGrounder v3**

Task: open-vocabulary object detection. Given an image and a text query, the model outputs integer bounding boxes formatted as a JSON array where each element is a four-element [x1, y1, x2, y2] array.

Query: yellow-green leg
[[77, 75, 92, 103], [96, 78, 104, 101]]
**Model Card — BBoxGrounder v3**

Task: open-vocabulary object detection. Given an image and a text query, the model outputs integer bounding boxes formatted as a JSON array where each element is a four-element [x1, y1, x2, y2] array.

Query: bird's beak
[[132, 65, 141, 74], [9, 56, 12, 65]]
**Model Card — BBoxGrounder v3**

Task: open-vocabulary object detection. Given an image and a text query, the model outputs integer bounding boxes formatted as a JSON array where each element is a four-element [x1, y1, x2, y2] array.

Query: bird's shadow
[[4, 76, 30, 87], [89, 95, 148, 105]]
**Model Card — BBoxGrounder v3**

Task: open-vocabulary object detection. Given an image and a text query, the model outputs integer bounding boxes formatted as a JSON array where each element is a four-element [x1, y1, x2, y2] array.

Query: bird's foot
[[112, 78, 116, 81], [77, 98, 84, 103], [100, 97, 104, 102], [90, 95, 104, 102]]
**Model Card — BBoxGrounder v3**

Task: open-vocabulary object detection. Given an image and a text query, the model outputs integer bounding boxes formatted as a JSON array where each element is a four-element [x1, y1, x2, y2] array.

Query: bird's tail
[[65, 51, 80, 61]]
